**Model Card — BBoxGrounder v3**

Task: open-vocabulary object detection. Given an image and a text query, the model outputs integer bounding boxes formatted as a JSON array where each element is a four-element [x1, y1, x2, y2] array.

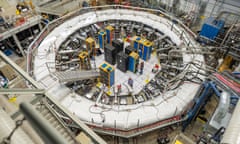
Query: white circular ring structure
[[33, 7, 204, 136]]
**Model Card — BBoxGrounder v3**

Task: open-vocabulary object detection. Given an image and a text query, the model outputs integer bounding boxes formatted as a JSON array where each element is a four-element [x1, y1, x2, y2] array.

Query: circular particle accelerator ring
[[54, 20, 204, 106], [34, 9, 206, 131]]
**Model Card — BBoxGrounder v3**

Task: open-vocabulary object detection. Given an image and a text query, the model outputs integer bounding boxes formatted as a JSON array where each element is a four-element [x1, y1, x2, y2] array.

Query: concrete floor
[[0, 0, 17, 17]]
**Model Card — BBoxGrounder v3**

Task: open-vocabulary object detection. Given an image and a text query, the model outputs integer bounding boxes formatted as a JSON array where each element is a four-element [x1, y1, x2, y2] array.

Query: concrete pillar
[[12, 34, 25, 57]]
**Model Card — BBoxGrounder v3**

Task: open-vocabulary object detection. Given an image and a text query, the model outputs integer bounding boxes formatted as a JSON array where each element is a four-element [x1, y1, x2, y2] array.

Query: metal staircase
[[53, 70, 100, 83], [38, 75, 58, 88], [36, 101, 76, 144]]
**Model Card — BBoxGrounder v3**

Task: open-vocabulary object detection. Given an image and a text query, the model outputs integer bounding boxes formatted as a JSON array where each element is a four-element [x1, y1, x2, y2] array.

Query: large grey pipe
[[19, 102, 69, 144], [213, 91, 230, 123]]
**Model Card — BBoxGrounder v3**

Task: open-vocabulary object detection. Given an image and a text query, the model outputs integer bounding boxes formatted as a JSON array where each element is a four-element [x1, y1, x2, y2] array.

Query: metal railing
[[27, 4, 198, 76], [26, 5, 199, 137], [87, 114, 186, 138]]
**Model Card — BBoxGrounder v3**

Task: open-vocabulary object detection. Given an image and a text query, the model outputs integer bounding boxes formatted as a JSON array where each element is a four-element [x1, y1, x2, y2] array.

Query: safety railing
[[27, 5, 198, 76], [26, 5, 199, 138], [86, 114, 186, 138]]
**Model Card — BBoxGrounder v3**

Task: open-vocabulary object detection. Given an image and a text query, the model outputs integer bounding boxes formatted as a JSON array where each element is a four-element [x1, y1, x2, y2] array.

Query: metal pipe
[[220, 23, 235, 47], [19, 102, 69, 144], [21, 122, 44, 144], [213, 91, 230, 123], [209, 0, 218, 17], [216, 11, 240, 20], [0, 89, 45, 95], [96, 89, 104, 104], [168, 49, 215, 60]]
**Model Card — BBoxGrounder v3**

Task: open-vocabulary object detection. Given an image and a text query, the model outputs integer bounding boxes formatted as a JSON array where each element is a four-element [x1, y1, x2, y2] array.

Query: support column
[[12, 34, 25, 57], [38, 23, 43, 31]]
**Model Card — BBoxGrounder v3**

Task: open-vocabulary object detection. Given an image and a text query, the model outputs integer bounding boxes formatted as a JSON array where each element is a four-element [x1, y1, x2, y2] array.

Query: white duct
[[221, 99, 240, 144], [213, 92, 230, 123], [0, 109, 34, 144]]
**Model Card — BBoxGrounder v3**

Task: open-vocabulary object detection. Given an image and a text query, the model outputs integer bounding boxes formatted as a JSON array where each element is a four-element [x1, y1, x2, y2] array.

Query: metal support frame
[[0, 89, 45, 95], [12, 34, 25, 57], [0, 50, 107, 144], [0, 51, 41, 88]]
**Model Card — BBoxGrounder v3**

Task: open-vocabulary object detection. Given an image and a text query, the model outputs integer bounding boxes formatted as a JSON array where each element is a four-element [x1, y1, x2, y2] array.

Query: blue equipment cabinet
[[132, 36, 152, 61], [132, 36, 141, 51], [99, 62, 115, 87], [143, 40, 152, 61], [105, 25, 114, 45], [98, 31, 106, 49], [108, 66, 115, 87], [138, 39, 145, 58], [128, 52, 139, 73], [200, 17, 225, 40]]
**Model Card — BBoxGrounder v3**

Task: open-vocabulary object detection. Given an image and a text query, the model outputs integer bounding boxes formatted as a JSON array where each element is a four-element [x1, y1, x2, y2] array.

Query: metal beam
[[0, 89, 45, 95], [0, 15, 42, 41], [0, 51, 107, 144], [12, 34, 25, 57], [0, 51, 41, 89]]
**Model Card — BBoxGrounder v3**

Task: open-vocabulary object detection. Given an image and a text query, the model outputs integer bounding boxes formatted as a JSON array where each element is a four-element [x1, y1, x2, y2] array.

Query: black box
[[104, 44, 116, 65], [104, 44, 116, 55], [112, 39, 124, 53], [105, 56, 115, 65], [125, 46, 136, 55], [117, 51, 129, 72]]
